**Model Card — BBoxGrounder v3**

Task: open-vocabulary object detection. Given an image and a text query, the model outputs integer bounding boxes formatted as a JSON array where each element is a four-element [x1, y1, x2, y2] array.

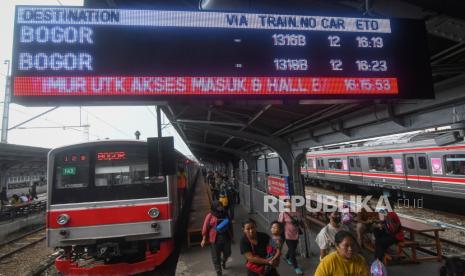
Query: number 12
[[328, 35, 341, 47]]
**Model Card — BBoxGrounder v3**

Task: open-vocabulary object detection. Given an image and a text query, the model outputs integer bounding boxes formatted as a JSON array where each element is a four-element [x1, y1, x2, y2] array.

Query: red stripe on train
[[48, 203, 171, 228], [303, 169, 465, 184]]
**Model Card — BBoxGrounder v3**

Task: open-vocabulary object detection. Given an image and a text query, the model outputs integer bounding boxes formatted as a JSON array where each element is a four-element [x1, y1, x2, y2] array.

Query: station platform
[[176, 181, 443, 275], [0, 194, 47, 241]]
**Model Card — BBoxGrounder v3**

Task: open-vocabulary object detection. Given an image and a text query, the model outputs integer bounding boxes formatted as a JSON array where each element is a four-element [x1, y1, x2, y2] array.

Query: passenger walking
[[278, 199, 304, 275], [315, 211, 350, 260], [177, 167, 187, 209], [314, 231, 369, 276], [218, 191, 229, 218], [212, 171, 221, 200], [240, 218, 276, 276], [226, 181, 239, 221], [201, 201, 233, 276], [373, 201, 404, 261], [29, 182, 38, 200]]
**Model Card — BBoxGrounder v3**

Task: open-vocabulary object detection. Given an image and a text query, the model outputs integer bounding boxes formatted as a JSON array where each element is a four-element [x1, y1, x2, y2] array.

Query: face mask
[[333, 217, 341, 224]]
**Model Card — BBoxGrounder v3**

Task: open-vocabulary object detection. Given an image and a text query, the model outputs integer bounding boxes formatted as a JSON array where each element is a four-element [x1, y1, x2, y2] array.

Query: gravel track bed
[[0, 240, 55, 276], [40, 265, 58, 276], [304, 185, 465, 255]]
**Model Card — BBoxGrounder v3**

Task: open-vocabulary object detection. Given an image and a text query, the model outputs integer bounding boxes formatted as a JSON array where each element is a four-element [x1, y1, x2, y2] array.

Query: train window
[[328, 159, 343, 170], [55, 163, 89, 189], [95, 162, 152, 186], [356, 159, 361, 168], [350, 159, 354, 167], [407, 157, 415, 170], [308, 159, 315, 169], [368, 157, 394, 172], [418, 156, 427, 170], [444, 154, 465, 175]]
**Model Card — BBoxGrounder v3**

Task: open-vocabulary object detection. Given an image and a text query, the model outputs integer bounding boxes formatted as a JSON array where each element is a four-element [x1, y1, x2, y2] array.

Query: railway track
[[0, 227, 46, 262], [25, 251, 60, 276]]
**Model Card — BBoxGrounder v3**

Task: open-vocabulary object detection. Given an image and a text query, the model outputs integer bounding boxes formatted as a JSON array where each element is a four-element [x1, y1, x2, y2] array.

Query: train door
[[348, 156, 362, 183], [316, 158, 325, 177], [404, 154, 432, 191]]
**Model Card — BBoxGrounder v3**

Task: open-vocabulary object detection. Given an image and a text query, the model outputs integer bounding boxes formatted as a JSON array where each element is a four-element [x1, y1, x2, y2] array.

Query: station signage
[[12, 6, 434, 104], [268, 176, 289, 197]]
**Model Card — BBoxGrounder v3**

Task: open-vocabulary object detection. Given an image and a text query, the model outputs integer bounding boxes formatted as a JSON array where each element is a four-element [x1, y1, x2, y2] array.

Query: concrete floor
[[176, 205, 443, 276]]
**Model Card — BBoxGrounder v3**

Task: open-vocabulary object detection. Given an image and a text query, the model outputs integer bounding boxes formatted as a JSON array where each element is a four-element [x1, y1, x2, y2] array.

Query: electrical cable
[[81, 108, 133, 138], [9, 106, 101, 139]]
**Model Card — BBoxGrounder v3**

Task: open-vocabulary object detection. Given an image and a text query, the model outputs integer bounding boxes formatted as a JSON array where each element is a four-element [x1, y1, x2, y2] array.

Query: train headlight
[[57, 214, 70, 225], [148, 208, 160, 218]]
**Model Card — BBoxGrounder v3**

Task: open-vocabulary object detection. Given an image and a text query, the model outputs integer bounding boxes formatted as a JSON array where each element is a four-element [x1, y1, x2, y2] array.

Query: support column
[[1, 61, 11, 143], [245, 157, 257, 214], [293, 152, 310, 258], [0, 167, 9, 209], [278, 150, 310, 258], [247, 169, 254, 214], [156, 106, 162, 138]]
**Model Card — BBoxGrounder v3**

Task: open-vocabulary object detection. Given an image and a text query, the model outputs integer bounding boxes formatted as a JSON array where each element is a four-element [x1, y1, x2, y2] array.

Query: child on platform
[[265, 221, 283, 276]]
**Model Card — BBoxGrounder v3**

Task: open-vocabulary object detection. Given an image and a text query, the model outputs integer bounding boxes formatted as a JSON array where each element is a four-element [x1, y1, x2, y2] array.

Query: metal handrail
[[0, 200, 46, 222]]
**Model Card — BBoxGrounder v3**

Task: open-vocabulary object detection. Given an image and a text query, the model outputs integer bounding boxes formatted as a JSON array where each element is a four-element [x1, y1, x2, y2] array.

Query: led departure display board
[[11, 6, 434, 104]]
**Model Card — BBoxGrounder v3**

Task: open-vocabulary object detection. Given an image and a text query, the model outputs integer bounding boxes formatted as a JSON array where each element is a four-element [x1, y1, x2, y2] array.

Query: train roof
[[306, 130, 465, 156]]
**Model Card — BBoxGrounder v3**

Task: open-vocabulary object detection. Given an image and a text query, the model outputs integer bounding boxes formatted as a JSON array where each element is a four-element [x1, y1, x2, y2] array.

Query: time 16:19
[[356, 36, 384, 48]]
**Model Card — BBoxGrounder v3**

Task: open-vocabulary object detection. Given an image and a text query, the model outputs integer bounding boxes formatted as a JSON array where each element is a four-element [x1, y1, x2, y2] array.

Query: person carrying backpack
[[201, 201, 233, 276], [373, 201, 404, 262]]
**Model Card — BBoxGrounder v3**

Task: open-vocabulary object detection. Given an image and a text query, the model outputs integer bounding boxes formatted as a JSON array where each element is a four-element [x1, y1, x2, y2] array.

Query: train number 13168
[[272, 34, 306, 46], [273, 59, 309, 71]]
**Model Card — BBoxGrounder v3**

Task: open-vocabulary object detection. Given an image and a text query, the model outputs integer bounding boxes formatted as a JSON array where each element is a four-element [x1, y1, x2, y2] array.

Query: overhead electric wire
[[146, 106, 157, 120], [82, 108, 133, 138], [9, 107, 102, 139]]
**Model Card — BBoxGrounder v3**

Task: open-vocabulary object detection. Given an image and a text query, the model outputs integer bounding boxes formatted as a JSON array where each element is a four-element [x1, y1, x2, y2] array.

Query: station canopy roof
[[87, 0, 465, 163], [0, 143, 49, 175]]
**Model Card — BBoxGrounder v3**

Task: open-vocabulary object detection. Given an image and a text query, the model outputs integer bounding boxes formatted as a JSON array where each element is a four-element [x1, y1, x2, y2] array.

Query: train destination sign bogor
[[12, 6, 434, 104]]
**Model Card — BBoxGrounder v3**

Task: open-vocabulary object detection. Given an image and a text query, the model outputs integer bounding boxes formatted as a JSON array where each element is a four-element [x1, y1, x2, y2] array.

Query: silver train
[[301, 132, 465, 199], [46, 140, 197, 275]]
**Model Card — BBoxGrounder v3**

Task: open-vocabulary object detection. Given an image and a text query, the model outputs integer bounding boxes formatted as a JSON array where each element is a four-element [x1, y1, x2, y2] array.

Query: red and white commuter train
[[301, 133, 465, 200], [46, 140, 196, 275]]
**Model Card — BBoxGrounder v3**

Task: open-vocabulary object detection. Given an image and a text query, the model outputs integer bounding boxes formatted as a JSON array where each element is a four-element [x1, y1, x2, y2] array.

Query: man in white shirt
[[315, 211, 350, 260], [19, 194, 29, 203]]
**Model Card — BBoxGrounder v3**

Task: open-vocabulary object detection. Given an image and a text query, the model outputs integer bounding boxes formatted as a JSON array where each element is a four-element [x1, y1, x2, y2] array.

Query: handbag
[[286, 212, 303, 235], [245, 237, 265, 274]]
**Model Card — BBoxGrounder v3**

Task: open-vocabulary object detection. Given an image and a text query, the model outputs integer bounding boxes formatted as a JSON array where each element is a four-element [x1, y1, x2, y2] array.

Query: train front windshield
[[51, 144, 167, 204]]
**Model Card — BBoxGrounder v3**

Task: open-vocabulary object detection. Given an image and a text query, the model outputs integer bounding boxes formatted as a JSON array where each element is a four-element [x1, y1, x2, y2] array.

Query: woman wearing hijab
[[201, 201, 233, 276]]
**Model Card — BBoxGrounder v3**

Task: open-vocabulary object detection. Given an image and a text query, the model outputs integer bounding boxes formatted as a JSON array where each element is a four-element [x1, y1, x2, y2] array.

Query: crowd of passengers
[[0, 183, 39, 210], [199, 172, 464, 276]]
